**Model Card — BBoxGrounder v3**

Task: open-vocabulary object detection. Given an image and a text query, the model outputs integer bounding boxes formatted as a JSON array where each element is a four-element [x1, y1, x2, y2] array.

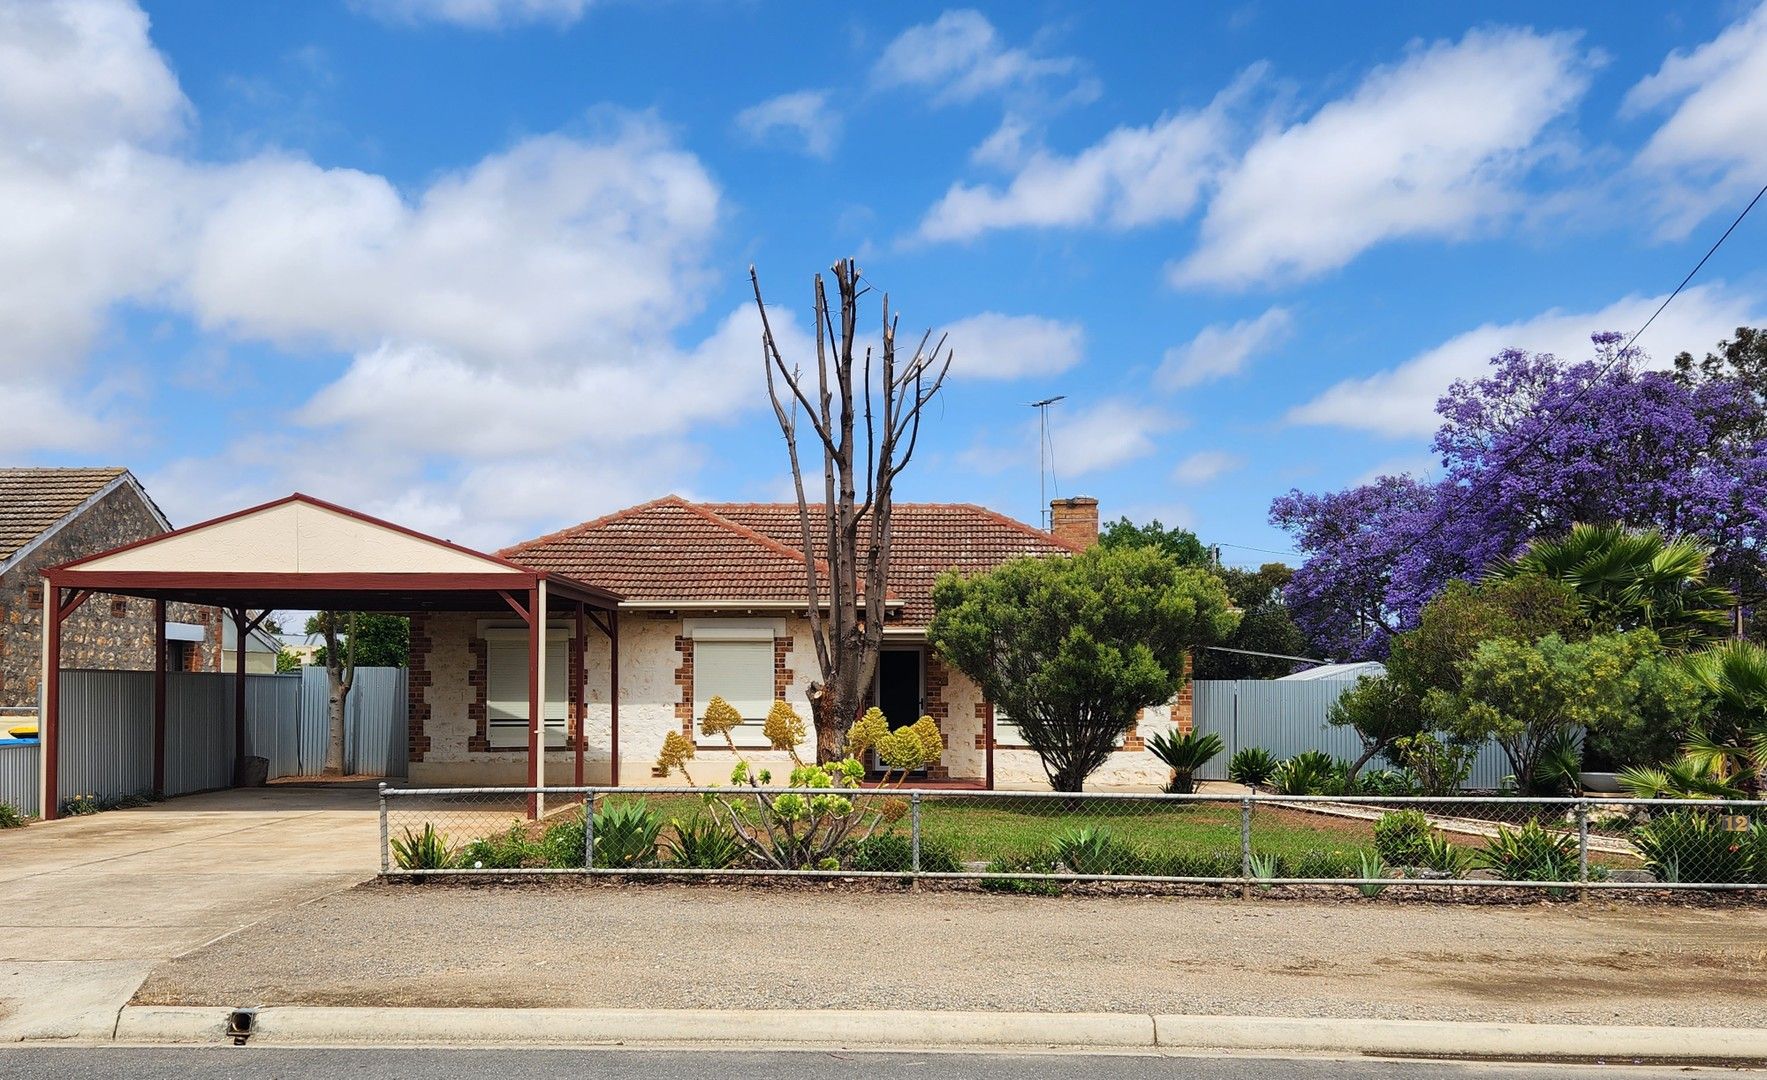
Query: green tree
[[308, 613, 410, 668], [1437, 631, 1702, 794], [1486, 524, 1735, 650], [1327, 674, 1427, 784], [1194, 563, 1312, 678], [1098, 517, 1212, 566], [929, 545, 1238, 791], [1386, 575, 1585, 696]]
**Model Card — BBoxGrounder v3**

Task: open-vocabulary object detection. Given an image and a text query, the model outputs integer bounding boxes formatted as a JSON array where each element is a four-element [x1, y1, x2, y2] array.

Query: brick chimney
[[1049, 496, 1099, 548]]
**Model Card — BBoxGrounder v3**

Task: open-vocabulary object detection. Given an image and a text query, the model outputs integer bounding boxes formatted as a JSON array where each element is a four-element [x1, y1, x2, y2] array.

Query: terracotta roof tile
[[503, 497, 1080, 626], [0, 468, 129, 564]]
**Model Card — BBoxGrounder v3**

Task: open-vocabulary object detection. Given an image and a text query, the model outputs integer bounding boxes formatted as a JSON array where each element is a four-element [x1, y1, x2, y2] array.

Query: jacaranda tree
[[1272, 331, 1767, 658]]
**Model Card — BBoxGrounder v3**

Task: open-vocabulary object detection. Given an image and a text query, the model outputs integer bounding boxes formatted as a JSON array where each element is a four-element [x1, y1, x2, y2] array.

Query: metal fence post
[[1239, 795, 1253, 900], [377, 782, 389, 876], [584, 792, 596, 871], [910, 792, 923, 882], [1576, 800, 1589, 900]]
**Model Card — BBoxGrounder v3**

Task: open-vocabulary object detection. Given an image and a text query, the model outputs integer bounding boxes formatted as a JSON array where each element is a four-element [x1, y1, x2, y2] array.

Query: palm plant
[[1681, 640, 1767, 797], [1146, 729, 1224, 794], [1487, 524, 1734, 650]]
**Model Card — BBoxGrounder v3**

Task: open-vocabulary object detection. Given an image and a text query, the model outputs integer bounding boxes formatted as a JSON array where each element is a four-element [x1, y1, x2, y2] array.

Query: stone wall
[[0, 484, 219, 710]]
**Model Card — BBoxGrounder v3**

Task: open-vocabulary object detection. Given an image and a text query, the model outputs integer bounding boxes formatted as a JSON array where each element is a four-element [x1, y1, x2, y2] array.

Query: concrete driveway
[[0, 786, 381, 1041]]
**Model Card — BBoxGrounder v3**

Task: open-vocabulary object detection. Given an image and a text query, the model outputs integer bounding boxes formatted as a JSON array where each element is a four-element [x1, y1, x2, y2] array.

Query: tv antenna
[[1027, 395, 1065, 528]]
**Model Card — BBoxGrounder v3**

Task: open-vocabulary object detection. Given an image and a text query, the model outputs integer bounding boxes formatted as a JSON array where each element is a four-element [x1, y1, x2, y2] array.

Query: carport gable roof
[[45, 493, 621, 612]]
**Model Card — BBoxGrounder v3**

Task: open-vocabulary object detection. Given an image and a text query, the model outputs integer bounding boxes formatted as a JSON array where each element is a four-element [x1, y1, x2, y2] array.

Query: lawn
[[915, 796, 1376, 865]]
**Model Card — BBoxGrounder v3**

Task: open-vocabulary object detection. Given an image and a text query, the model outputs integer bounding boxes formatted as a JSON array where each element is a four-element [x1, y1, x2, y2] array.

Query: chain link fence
[[379, 784, 1767, 893]]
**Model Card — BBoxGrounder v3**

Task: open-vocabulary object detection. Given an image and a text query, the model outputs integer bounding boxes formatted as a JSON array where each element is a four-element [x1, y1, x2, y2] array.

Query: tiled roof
[[0, 468, 130, 564], [503, 496, 1080, 625]]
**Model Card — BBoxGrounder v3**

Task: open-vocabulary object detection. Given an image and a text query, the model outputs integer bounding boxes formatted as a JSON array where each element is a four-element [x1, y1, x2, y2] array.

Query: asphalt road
[[0, 1048, 1749, 1079]]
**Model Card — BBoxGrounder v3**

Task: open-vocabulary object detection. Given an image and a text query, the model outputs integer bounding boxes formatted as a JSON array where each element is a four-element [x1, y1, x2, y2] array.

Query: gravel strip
[[133, 880, 1767, 1027]]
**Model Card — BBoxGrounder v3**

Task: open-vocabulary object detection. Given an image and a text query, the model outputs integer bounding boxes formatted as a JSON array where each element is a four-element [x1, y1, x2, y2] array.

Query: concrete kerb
[[110, 1006, 1767, 1063]]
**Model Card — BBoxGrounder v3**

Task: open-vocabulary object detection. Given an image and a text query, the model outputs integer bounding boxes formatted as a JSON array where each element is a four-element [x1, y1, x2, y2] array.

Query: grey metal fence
[[1192, 679, 1514, 789], [0, 666, 407, 816], [299, 666, 407, 776], [380, 784, 1767, 892], [0, 742, 36, 816]]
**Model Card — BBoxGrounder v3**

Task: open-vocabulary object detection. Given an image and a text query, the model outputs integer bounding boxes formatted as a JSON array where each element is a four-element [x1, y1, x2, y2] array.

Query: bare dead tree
[[750, 259, 952, 762]]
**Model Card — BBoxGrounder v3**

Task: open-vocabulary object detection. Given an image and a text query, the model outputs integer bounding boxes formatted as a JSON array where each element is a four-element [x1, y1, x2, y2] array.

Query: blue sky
[[4, 1, 1766, 564]]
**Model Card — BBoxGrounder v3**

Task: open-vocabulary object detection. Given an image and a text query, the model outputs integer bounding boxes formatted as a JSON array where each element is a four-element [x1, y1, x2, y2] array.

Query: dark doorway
[[875, 649, 924, 730]]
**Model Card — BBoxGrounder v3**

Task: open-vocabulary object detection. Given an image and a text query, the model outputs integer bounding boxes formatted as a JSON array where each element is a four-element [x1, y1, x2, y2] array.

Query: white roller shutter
[[485, 637, 568, 749], [693, 638, 774, 749]]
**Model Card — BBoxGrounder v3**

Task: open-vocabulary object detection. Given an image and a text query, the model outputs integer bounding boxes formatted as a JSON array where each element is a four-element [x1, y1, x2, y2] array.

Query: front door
[[872, 648, 925, 773]]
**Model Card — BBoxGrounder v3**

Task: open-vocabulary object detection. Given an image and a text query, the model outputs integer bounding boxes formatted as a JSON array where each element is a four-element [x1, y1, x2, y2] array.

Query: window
[[110, 598, 128, 618], [482, 628, 571, 750], [990, 703, 1030, 748], [690, 624, 778, 750]]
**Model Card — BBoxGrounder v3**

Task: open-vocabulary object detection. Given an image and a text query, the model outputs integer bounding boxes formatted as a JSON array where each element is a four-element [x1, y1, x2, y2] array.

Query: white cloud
[[1286, 283, 1764, 437], [1171, 28, 1594, 288], [1157, 306, 1290, 389], [1052, 399, 1170, 475], [1171, 450, 1242, 484], [940, 312, 1084, 380], [0, 0, 791, 544], [916, 71, 1253, 242], [1623, 2, 1767, 235], [351, 0, 592, 29], [734, 90, 841, 159], [872, 9, 1083, 105]]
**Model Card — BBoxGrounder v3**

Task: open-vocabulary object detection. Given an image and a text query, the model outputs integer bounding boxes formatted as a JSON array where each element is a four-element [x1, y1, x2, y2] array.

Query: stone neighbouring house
[[406, 494, 1194, 790], [0, 468, 228, 712]]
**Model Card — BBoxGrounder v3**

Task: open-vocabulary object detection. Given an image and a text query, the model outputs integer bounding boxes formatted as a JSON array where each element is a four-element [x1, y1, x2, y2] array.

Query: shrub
[[539, 811, 588, 868], [1418, 831, 1474, 877], [1228, 747, 1278, 788], [592, 799, 664, 868], [663, 813, 744, 870], [1146, 729, 1224, 794], [1291, 849, 1358, 879], [1389, 732, 1477, 795], [1052, 826, 1143, 875], [1632, 811, 1759, 884], [0, 802, 24, 829], [981, 851, 1064, 895], [391, 823, 458, 870], [60, 793, 103, 816], [850, 832, 961, 874], [1474, 821, 1579, 886], [1356, 768, 1419, 796], [1145, 848, 1241, 879], [460, 824, 542, 869], [1373, 810, 1433, 865], [1271, 750, 1339, 795]]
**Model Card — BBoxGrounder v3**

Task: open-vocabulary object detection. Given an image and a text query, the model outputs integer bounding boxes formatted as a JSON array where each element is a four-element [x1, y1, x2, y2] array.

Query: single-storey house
[[0, 468, 229, 726], [407, 494, 1193, 790]]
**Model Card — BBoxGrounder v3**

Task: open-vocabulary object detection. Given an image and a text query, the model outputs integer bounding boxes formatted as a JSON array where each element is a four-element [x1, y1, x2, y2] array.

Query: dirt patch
[[135, 879, 1767, 1026]]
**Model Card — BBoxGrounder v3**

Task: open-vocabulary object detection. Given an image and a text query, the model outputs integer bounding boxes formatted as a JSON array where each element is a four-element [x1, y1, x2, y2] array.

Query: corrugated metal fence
[[1192, 679, 1514, 790], [0, 666, 406, 816]]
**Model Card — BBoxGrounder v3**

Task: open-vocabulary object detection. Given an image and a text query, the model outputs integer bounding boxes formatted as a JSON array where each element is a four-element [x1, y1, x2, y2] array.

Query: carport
[[36, 494, 622, 820]]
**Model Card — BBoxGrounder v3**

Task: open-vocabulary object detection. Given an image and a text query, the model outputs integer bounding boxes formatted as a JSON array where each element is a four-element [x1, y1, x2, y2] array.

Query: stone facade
[[0, 483, 220, 709], [405, 608, 1182, 790]]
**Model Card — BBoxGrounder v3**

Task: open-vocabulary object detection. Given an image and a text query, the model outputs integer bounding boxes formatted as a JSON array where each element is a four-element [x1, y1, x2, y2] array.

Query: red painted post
[[573, 601, 585, 790], [43, 585, 62, 820], [985, 700, 995, 791], [526, 584, 541, 820], [608, 609, 620, 788], [152, 599, 166, 795], [232, 609, 247, 778]]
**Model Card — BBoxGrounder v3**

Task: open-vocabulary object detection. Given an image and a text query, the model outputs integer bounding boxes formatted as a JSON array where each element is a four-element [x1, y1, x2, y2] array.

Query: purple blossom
[[1273, 333, 1767, 659]]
